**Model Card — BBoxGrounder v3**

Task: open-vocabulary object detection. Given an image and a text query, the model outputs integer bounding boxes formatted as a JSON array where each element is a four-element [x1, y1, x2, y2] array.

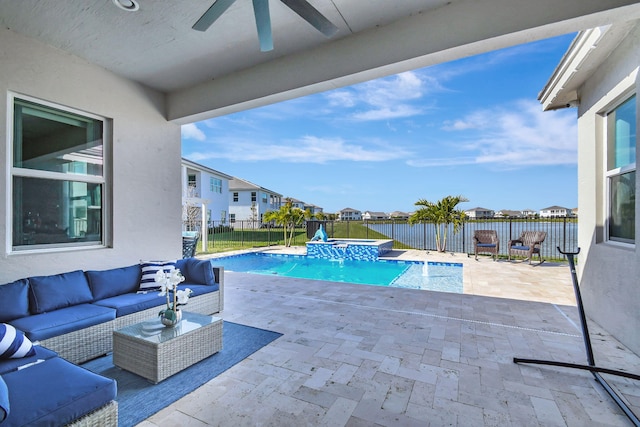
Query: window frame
[[604, 93, 636, 246], [8, 93, 110, 253]]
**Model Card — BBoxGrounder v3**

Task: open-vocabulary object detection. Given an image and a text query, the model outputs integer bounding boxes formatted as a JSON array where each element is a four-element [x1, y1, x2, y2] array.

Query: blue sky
[[182, 33, 578, 214]]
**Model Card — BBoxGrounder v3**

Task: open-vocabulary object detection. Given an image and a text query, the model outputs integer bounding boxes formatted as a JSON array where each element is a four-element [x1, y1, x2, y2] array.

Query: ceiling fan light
[[113, 0, 140, 12]]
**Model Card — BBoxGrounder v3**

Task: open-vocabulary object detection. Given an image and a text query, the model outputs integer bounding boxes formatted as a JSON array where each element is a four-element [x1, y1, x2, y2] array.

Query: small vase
[[160, 309, 182, 327]]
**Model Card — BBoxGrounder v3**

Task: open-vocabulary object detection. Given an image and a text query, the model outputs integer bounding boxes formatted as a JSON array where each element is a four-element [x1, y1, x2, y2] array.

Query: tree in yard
[[182, 185, 202, 233], [314, 211, 327, 221], [263, 198, 306, 247], [408, 195, 468, 252]]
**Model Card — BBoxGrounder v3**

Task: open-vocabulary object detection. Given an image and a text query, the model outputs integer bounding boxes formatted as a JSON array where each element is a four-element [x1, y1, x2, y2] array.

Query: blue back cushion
[[28, 270, 93, 314], [178, 258, 216, 285], [0, 279, 30, 322], [86, 265, 141, 300]]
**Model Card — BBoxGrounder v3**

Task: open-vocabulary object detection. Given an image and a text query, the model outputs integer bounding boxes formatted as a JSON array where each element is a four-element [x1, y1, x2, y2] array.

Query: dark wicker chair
[[508, 231, 546, 264], [473, 230, 499, 261], [182, 234, 199, 258]]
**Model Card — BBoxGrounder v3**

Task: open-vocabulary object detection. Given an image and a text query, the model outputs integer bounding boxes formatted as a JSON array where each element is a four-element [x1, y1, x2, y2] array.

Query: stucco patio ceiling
[[1, 0, 640, 123]]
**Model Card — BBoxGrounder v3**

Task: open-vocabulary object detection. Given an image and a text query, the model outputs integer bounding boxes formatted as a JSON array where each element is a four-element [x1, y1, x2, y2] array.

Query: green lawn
[[199, 222, 411, 254]]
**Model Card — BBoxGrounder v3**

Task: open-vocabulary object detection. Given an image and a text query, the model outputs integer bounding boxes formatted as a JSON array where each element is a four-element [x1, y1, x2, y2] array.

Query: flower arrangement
[[155, 267, 192, 325]]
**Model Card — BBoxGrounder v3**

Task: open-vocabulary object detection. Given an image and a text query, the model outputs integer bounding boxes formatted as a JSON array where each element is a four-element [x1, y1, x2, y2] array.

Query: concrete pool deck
[[139, 247, 639, 426]]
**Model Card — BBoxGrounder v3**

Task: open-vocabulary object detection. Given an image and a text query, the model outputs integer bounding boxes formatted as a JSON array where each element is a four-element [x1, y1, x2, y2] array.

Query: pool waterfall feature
[[306, 238, 394, 261]]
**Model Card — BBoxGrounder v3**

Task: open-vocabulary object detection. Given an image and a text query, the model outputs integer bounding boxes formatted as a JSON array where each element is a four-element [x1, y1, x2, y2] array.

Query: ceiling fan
[[192, 0, 339, 52]]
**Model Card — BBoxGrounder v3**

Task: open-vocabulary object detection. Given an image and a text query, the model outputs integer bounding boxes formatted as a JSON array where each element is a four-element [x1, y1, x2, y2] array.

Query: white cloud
[[188, 135, 411, 164], [181, 123, 206, 141], [409, 99, 577, 168], [323, 71, 431, 121]]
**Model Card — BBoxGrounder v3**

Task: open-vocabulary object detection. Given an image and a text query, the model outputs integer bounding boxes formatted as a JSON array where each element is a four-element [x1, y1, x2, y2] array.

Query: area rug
[[82, 321, 282, 427]]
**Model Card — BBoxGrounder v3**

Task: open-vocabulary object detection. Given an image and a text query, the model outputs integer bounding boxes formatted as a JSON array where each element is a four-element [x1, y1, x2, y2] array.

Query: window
[[233, 192, 238, 202], [261, 192, 267, 203], [230, 213, 236, 223], [210, 177, 222, 193], [251, 191, 257, 202], [11, 96, 107, 250], [188, 174, 196, 188], [606, 94, 636, 244]]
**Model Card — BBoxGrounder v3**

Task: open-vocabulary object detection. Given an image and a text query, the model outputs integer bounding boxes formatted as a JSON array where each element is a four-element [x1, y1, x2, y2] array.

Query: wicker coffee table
[[113, 311, 223, 383]]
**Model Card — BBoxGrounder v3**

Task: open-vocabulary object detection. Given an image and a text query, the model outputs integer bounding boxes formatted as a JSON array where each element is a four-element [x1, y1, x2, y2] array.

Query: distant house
[[287, 198, 323, 215], [338, 208, 362, 221], [362, 211, 387, 220], [389, 211, 411, 220], [229, 178, 282, 223], [465, 207, 494, 219], [307, 205, 324, 215], [181, 158, 233, 226], [495, 209, 522, 218], [539, 206, 572, 218], [521, 208, 538, 218]]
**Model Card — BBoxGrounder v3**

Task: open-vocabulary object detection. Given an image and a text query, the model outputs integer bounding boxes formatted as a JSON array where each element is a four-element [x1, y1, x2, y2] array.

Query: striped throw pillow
[[0, 324, 35, 359], [139, 260, 176, 292]]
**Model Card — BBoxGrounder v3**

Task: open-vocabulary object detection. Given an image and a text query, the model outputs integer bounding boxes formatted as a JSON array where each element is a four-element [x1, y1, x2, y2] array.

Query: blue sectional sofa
[[0, 345, 117, 426], [0, 257, 224, 426]]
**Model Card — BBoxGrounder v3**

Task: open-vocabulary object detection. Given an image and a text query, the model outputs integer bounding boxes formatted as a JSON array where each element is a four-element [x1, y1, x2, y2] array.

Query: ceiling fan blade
[[280, 0, 338, 38], [192, 0, 238, 32], [252, 0, 273, 52]]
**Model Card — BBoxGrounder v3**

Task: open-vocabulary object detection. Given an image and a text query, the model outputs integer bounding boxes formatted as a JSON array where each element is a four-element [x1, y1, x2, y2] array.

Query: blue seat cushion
[[177, 283, 219, 297], [86, 264, 141, 300], [2, 357, 116, 427], [176, 258, 216, 286], [476, 243, 496, 248], [93, 292, 167, 317], [0, 279, 29, 323], [0, 345, 58, 375], [29, 270, 94, 314], [511, 245, 530, 251], [9, 304, 115, 342]]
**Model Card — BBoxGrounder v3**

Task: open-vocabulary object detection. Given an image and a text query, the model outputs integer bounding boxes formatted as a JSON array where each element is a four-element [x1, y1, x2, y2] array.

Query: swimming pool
[[213, 253, 463, 293]]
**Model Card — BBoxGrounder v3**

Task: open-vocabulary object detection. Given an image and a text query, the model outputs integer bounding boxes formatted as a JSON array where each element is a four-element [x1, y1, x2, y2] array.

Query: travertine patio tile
[[293, 385, 339, 408], [320, 397, 358, 427], [531, 395, 566, 426], [331, 363, 360, 384]]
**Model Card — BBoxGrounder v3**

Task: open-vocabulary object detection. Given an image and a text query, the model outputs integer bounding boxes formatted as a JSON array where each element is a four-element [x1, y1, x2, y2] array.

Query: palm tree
[[409, 195, 468, 252], [263, 199, 306, 247]]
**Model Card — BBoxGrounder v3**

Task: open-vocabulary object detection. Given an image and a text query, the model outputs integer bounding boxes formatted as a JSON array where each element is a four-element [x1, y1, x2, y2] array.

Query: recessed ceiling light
[[113, 0, 139, 12]]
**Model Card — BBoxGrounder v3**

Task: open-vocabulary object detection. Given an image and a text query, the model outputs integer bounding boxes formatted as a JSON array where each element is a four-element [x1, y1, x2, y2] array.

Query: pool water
[[214, 253, 463, 293]]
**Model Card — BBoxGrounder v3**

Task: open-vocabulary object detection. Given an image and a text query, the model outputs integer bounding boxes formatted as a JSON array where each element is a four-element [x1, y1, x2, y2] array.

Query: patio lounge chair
[[473, 230, 500, 261], [182, 232, 199, 258], [508, 231, 547, 264]]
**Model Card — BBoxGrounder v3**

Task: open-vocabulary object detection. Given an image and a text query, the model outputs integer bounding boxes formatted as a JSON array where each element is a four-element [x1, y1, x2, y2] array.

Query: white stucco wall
[[0, 29, 182, 282], [576, 23, 640, 355], [200, 173, 230, 224]]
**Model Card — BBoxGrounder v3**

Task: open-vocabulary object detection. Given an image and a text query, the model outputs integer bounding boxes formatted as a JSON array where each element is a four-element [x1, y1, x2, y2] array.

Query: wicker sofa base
[[40, 290, 221, 364], [67, 400, 118, 427]]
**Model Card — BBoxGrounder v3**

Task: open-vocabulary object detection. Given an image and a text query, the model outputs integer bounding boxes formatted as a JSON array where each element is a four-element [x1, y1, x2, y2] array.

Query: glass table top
[[115, 311, 221, 344]]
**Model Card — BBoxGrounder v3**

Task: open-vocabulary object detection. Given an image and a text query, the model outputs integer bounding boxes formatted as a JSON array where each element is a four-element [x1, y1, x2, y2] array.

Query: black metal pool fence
[[204, 217, 578, 258]]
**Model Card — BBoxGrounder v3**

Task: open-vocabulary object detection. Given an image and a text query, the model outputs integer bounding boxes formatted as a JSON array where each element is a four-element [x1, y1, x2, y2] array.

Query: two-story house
[[539, 206, 572, 217], [362, 211, 388, 220], [229, 178, 282, 224], [181, 158, 233, 227], [495, 209, 522, 218], [339, 208, 362, 221], [465, 207, 495, 219]]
